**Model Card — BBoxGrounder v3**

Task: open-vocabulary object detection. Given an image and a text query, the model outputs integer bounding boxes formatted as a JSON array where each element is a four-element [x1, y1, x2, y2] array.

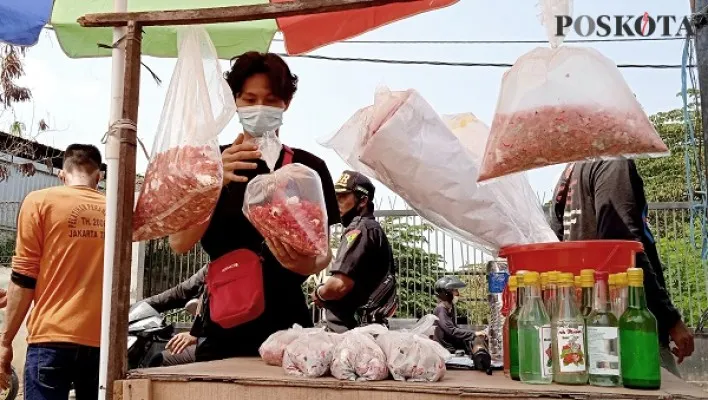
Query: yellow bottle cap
[[609, 274, 616, 286], [508, 275, 518, 290], [540, 272, 549, 286], [616, 272, 628, 286], [580, 269, 595, 277], [574, 276, 581, 287], [558, 272, 574, 286], [548, 271, 559, 284], [523, 271, 540, 285], [627, 268, 643, 287], [516, 271, 528, 287], [580, 272, 595, 288]]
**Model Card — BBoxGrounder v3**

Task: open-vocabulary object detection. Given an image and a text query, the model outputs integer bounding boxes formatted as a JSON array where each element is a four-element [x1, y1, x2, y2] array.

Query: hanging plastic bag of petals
[[538, 0, 573, 48], [477, 46, 668, 182], [132, 27, 235, 241], [243, 163, 329, 256], [282, 331, 343, 377], [259, 324, 325, 366]]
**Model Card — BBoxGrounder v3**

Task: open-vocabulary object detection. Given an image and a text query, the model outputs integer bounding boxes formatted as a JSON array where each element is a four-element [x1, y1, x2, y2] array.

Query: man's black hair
[[63, 144, 102, 173]]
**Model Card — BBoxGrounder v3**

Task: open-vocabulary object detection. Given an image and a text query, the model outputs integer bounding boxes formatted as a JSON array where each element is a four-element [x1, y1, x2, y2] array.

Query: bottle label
[[488, 271, 509, 294], [540, 325, 553, 377], [556, 327, 586, 373], [587, 326, 620, 376]]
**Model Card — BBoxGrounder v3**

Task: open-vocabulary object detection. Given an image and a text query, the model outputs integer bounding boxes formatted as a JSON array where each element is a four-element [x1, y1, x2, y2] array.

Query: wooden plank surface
[[78, 0, 418, 27], [126, 358, 708, 400]]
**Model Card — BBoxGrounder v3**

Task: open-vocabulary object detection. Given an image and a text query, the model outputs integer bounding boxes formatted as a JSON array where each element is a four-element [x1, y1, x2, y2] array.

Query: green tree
[[636, 90, 703, 202]]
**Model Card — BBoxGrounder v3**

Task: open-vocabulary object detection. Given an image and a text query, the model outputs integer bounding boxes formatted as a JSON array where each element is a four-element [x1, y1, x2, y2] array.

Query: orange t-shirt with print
[[12, 185, 106, 347]]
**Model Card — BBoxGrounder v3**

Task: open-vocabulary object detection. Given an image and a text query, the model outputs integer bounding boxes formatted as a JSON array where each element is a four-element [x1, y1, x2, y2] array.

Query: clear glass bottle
[[620, 268, 661, 390], [615, 272, 628, 317], [580, 269, 595, 317], [586, 271, 621, 387], [608, 274, 617, 315], [574, 276, 581, 304], [552, 272, 588, 385], [504, 275, 518, 378], [509, 272, 526, 381], [518, 272, 553, 384], [544, 271, 559, 320], [540, 272, 549, 302]]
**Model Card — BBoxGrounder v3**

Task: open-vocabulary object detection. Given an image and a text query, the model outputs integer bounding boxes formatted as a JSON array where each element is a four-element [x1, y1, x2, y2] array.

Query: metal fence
[[141, 202, 708, 327], [0, 200, 706, 326]]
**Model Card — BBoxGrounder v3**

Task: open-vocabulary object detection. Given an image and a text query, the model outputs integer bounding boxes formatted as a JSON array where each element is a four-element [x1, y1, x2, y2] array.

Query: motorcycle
[[127, 298, 199, 369]]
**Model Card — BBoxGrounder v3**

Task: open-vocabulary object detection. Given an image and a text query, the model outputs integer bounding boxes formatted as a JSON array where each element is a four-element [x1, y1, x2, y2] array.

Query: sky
[[1, 0, 694, 209]]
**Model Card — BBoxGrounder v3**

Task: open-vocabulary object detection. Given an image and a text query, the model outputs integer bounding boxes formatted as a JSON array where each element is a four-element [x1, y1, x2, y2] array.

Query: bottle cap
[[574, 276, 581, 287], [580, 269, 595, 277], [548, 271, 559, 284], [508, 275, 518, 290], [594, 271, 609, 282], [609, 274, 616, 285], [523, 271, 540, 285], [516, 271, 528, 287], [616, 272, 628, 286], [580, 273, 595, 288], [558, 272, 574, 286], [627, 268, 643, 287], [540, 272, 549, 287]]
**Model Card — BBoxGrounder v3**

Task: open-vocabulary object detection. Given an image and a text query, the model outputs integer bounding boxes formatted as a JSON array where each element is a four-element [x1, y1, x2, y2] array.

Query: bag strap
[[282, 145, 294, 166]]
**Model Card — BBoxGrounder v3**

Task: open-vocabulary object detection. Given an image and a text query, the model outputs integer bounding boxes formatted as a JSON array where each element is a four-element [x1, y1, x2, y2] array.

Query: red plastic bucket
[[498, 240, 644, 275]]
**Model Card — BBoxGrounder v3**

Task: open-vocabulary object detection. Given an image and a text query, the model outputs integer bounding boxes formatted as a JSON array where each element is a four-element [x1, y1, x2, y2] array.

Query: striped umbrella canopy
[[1, 0, 457, 58]]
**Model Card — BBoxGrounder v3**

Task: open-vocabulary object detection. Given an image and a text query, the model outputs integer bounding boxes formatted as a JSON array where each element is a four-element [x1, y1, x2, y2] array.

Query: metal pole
[[98, 0, 127, 398], [695, 1, 708, 191]]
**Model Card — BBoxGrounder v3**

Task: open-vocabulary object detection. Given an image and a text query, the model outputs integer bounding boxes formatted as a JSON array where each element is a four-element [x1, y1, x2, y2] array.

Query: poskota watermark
[[556, 13, 693, 37]]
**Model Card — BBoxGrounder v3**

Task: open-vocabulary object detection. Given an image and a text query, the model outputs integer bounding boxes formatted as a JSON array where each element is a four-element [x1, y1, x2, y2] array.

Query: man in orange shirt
[[0, 144, 105, 400]]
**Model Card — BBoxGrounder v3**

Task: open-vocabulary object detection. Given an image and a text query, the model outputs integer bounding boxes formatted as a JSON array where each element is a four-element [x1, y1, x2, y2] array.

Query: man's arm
[[316, 227, 370, 301], [1, 283, 33, 347], [592, 161, 681, 330], [433, 306, 474, 341], [144, 266, 207, 313]]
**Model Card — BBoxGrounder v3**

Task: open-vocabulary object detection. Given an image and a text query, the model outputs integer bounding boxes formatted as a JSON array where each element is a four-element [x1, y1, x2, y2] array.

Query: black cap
[[334, 170, 375, 199]]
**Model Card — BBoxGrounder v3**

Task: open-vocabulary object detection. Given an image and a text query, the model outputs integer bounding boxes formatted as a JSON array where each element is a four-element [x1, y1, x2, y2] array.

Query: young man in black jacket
[[551, 160, 694, 376]]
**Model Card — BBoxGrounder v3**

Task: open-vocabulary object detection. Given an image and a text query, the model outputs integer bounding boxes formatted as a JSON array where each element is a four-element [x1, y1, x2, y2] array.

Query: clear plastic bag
[[132, 27, 235, 241], [478, 46, 668, 182], [259, 324, 324, 366], [320, 87, 557, 252], [331, 327, 389, 381], [537, 0, 573, 48], [282, 331, 342, 377], [243, 163, 328, 256], [375, 329, 450, 382]]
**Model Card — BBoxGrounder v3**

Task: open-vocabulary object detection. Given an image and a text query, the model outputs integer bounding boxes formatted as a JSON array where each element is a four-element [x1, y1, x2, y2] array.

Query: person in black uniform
[[310, 171, 397, 333], [169, 52, 340, 362], [432, 276, 476, 353]]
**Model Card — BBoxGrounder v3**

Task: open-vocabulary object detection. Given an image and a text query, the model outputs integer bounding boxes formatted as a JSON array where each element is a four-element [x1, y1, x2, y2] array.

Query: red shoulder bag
[[207, 146, 294, 328]]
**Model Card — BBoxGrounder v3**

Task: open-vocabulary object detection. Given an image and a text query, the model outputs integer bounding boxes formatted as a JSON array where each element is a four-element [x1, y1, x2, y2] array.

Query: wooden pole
[[104, 20, 141, 400], [78, 0, 418, 27]]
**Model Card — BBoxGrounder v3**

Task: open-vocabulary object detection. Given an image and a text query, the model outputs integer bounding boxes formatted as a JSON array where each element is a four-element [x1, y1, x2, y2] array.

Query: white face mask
[[237, 105, 284, 137]]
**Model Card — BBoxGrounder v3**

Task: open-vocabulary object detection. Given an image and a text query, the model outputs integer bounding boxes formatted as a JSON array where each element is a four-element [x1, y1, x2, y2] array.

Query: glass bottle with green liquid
[[586, 271, 621, 387], [620, 268, 661, 390], [544, 271, 559, 320], [503, 275, 518, 378], [518, 272, 553, 384], [509, 272, 526, 381], [580, 269, 595, 317], [552, 272, 588, 384]]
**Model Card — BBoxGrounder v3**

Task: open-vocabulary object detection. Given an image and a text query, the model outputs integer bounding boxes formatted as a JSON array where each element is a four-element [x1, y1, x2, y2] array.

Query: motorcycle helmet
[[435, 275, 466, 302]]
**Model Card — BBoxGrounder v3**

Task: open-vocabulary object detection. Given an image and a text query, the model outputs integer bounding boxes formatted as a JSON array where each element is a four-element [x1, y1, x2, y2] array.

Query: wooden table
[[119, 358, 707, 400]]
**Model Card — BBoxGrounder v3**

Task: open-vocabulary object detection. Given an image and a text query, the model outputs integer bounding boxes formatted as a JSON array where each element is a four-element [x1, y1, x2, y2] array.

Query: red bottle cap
[[594, 271, 609, 281]]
